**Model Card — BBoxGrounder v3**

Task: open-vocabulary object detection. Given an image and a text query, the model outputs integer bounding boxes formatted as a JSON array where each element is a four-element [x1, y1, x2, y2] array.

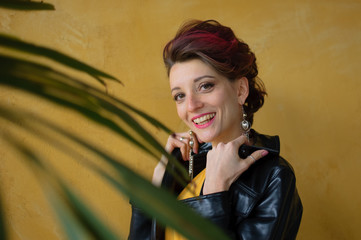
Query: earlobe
[[237, 77, 249, 105]]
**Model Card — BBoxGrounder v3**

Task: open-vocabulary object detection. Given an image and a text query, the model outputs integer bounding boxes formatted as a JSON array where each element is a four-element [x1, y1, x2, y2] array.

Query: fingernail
[[262, 150, 269, 157], [171, 133, 176, 138]]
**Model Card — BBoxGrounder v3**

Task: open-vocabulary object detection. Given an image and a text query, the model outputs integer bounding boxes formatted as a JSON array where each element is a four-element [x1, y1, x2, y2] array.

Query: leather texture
[[128, 130, 303, 240]]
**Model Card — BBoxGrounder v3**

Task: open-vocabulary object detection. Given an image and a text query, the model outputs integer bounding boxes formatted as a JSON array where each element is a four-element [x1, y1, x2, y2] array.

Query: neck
[[211, 129, 254, 147], [211, 128, 242, 146]]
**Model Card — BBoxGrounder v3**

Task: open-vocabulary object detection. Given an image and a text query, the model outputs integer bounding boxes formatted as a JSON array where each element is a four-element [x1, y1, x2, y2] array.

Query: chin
[[189, 125, 217, 143], [195, 132, 216, 144]]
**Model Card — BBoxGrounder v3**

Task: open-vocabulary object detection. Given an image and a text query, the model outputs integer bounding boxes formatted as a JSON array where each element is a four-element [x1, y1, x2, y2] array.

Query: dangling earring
[[241, 105, 251, 141]]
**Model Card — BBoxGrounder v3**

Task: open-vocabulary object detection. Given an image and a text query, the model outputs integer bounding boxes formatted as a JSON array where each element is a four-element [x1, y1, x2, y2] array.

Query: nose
[[186, 94, 203, 112]]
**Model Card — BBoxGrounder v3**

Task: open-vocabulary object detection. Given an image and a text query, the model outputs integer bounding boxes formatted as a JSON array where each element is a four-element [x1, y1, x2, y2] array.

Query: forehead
[[169, 59, 219, 88]]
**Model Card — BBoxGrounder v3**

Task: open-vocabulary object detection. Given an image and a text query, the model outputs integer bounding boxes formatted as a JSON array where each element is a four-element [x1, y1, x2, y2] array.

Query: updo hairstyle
[[163, 20, 267, 125]]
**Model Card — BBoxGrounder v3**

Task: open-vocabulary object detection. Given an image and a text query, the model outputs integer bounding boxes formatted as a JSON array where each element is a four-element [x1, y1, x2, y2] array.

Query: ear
[[236, 77, 249, 105]]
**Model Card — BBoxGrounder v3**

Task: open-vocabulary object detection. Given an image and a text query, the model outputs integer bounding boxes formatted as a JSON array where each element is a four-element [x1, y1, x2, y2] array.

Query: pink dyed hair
[[163, 20, 266, 125]]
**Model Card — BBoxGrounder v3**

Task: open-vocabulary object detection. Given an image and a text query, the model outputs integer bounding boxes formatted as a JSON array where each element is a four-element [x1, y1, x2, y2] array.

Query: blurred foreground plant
[[0, 3, 230, 239]]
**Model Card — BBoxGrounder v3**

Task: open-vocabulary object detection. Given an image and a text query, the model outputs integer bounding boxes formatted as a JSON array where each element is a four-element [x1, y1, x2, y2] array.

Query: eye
[[173, 93, 185, 102], [199, 82, 214, 91]]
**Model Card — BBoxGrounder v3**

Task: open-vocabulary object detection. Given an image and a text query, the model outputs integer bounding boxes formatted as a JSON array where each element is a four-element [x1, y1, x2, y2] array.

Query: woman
[[129, 20, 302, 240]]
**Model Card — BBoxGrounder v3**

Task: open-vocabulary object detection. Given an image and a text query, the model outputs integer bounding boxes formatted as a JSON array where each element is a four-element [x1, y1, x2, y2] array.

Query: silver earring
[[241, 106, 251, 140]]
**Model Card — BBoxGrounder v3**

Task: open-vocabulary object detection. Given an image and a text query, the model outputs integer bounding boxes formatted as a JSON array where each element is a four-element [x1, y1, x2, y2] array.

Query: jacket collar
[[197, 129, 280, 154], [251, 129, 280, 152]]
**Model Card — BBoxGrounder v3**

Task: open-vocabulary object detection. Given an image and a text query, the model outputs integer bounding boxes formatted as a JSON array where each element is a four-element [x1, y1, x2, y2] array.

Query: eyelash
[[173, 82, 215, 102], [173, 93, 184, 102], [199, 82, 214, 91]]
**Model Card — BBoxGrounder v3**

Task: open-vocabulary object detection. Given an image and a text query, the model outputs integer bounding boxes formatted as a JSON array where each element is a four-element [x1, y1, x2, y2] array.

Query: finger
[[180, 138, 189, 161], [245, 149, 268, 165], [175, 133, 191, 160], [166, 134, 189, 160], [169, 131, 202, 160], [231, 134, 248, 148], [174, 132, 190, 143], [176, 131, 201, 158]]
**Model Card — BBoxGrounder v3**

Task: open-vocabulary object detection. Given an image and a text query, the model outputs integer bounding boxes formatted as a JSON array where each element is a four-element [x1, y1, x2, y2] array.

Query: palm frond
[[0, 26, 230, 240], [0, 0, 55, 11], [0, 34, 119, 84], [0, 53, 189, 183], [1, 109, 230, 240]]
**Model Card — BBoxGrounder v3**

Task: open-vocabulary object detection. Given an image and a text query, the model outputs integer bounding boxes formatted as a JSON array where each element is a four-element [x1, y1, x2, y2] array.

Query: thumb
[[232, 134, 249, 148]]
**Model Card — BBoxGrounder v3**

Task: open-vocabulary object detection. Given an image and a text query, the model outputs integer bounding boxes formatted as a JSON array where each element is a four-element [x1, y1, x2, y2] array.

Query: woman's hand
[[203, 135, 268, 194], [152, 131, 200, 187]]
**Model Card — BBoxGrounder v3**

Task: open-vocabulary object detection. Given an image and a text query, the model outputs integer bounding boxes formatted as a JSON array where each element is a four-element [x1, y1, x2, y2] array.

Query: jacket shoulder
[[231, 155, 298, 218], [234, 155, 296, 194]]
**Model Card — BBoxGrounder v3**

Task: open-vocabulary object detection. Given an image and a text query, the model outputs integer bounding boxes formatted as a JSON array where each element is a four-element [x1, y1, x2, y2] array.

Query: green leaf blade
[[0, 1, 55, 11], [0, 34, 120, 83]]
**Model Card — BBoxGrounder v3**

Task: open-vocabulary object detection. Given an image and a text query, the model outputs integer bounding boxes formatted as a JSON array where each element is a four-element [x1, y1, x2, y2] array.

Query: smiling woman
[[170, 59, 245, 144], [128, 20, 303, 240]]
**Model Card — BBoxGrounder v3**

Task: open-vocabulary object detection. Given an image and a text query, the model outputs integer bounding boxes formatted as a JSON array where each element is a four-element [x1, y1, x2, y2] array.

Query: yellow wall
[[1, 0, 361, 239]]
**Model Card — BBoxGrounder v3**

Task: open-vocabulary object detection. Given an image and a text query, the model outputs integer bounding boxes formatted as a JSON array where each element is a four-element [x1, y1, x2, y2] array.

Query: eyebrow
[[171, 75, 215, 93]]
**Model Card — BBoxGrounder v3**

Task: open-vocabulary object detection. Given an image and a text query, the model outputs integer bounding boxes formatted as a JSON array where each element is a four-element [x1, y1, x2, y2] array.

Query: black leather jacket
[[129, 130, 303, 239]]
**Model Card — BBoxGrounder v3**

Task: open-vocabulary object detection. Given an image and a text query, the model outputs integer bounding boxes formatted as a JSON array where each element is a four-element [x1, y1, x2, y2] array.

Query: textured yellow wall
[[1, 0, 361, 239]]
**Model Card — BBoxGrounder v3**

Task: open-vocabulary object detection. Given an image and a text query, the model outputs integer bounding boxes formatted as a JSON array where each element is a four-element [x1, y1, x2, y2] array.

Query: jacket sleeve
[[128, 148, 188, 240], [128, 205, 153, 240]]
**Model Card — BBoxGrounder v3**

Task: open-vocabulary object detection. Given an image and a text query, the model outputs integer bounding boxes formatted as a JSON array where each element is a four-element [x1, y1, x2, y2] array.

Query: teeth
[[193, 113, 215, 125]]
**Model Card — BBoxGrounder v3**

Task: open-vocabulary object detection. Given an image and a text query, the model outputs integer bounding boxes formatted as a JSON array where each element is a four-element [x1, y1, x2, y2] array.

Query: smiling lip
[[191, 112, 216, 129]]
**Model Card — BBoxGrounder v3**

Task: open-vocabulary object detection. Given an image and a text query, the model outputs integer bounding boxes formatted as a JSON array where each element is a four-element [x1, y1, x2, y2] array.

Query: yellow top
[[165, 169, 206, 240]]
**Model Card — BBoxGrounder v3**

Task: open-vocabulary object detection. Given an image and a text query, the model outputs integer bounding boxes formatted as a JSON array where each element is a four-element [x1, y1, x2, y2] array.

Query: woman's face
[[169, 59, 248, 145]]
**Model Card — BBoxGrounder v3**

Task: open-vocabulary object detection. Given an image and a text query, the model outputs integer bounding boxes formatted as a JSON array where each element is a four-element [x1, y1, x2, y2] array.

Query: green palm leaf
[[0, 0, 55, 10], [4, 133, 120, 240], [0, 34, 119, 85], [1, 109, 230, 240], [0, 53, 189, 184], [0, 15, 230, 239]]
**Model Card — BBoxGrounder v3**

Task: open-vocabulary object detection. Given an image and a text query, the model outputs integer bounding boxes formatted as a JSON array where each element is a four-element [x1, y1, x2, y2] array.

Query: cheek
[[176, 105, 186, 120], [211, 93, 229, 108], [217, 93, 241, 115]]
